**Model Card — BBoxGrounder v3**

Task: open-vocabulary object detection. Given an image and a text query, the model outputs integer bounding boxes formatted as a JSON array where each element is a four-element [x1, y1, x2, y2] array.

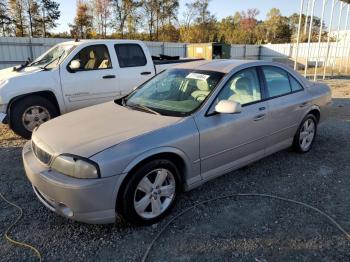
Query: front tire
[[293, 114, 318, 153], [119, 159, 180, 225], [10, 96, 59, 139]]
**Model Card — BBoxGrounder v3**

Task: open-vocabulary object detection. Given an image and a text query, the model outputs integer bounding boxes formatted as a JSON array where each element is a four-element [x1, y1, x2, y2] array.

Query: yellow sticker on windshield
[[186, 73, 210, 81]]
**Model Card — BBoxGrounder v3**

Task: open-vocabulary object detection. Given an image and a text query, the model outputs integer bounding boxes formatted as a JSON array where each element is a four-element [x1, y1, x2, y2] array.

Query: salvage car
[[0, 39, 199, 138], [22, 60, 332, 225]]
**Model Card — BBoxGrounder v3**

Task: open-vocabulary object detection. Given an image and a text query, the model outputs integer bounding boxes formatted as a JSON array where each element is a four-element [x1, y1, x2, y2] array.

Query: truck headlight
[[51, 154, 100, 179]]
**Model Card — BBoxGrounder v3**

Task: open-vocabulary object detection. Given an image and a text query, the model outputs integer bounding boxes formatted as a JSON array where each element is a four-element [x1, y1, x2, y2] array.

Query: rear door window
[[115, 44, 147, 68], [289, 75, 304, 92], [262, 66, 292, 98]]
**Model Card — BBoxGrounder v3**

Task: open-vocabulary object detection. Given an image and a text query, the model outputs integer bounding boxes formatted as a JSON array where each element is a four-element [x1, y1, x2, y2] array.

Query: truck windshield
[[125, 69, 225, 117], [30, 44, 76, 69]]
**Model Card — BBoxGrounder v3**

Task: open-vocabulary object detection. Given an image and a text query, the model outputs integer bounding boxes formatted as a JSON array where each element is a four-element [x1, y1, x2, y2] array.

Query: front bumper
[[22, 141, 122, 224]]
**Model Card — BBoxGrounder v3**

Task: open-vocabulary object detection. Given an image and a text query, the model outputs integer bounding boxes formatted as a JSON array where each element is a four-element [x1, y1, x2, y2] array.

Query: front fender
[[1, 70, 62, 109], [122, 146, 193, 175]]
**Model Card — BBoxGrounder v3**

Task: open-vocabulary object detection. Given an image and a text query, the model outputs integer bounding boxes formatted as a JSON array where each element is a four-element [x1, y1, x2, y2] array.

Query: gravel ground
[[0, 80, 350, 262]]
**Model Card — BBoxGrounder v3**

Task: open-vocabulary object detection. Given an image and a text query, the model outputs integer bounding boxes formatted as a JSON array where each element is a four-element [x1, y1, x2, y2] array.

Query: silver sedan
[[23, 60, 332, 225]]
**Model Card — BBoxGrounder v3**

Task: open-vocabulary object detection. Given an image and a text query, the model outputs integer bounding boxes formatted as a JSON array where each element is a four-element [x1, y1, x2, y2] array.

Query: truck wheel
[[118, 159, 180, 225], [10, 96, 59, 139]]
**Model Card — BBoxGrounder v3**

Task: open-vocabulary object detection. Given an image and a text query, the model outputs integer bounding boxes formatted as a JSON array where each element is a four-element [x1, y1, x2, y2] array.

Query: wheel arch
[[115, 148, 191, 214], [7, 91, 61, 126], [307, 108, 321, 123], [123, 147, 191, 187]]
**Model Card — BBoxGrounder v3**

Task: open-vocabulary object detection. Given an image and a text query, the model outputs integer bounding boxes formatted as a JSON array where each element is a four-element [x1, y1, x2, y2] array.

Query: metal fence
[[0, 37, 349, 79], [0, 37, 188, 69]]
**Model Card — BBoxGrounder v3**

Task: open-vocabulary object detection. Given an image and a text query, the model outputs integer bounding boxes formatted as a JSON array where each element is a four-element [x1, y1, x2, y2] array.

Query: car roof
[[173, 59, 311, 87], [174, 59, 282, 73]]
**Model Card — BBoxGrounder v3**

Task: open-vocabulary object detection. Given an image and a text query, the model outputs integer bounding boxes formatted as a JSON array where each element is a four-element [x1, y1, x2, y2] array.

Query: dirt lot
[[0, 80, 350, 262]]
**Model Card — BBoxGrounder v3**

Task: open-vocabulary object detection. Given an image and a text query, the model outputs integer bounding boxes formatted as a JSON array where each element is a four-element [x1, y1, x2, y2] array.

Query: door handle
[[299, 102, 309, 108], [141, 72, 152, 75], [259, 106, 266, 111], [103, 75, 116, 79], [254, 114, 266, 121]]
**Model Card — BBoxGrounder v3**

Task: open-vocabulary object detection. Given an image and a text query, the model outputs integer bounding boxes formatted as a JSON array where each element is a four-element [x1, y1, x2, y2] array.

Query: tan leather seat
[[98, 52, 110, 69], [191, 81, 210, 102], [85, 51, 96, 69], [229, 77, 254, 104]]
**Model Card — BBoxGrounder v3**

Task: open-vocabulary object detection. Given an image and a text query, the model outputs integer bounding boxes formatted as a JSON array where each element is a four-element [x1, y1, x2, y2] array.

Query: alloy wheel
[[22, 106, 51, 132], [133, 168, 176, 219], [299, 118, 316, 151]]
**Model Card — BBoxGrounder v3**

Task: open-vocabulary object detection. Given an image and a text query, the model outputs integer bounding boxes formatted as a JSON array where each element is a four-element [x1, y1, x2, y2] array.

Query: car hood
[[33, 101, 182, 158], [0, 66, 43, 81]]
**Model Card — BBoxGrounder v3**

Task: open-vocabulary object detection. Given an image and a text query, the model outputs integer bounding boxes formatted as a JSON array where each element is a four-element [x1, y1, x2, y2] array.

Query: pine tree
[[40, 0, 60, 37]]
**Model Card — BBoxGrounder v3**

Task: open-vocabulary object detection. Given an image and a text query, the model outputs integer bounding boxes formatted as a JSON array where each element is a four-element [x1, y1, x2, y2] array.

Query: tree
[[25, 0, 42, 37], [0, 0, 13, 36], [9, 0, 27, 36], [180, 0, 217, 43], [70, 0, 93, 38], [113, 0, 140, 38], [141, 0, 158, 40], [264, 8, 291, 43], [40, 0, 60, 37], [217, 16, 236, 43], [93, 0, 112, 38], [240, 8, 259, 44], [289, 13, 326, 42]]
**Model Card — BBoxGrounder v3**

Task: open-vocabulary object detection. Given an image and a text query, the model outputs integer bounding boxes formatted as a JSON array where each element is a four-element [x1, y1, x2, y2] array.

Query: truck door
[[114, 43, 156, 95], [60, 44, 120, 112]]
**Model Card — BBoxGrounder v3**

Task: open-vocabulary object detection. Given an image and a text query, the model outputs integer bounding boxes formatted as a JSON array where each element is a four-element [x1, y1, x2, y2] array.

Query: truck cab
[[0, 39, 191, 138]]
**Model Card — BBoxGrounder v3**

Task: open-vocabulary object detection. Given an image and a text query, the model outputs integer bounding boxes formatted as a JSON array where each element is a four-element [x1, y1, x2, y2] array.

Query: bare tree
[[9, 0, 27, 36], [94, 0, 112, 38], [70, 0, 93, 38], [0, 0, 13, 36]]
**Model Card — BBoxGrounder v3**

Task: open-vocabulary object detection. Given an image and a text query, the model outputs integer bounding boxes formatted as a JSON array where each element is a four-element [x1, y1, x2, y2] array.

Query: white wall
[[0, 37, 349, 71], [0, 37, 188, 69]]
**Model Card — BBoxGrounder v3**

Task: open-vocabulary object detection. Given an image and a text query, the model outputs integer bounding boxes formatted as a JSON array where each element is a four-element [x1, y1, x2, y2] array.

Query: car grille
[[32, 141, 52, 165]]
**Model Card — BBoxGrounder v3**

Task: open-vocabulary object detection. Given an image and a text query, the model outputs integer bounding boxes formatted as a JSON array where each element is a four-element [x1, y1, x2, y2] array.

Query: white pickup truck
[[0, 39, 199, 138]]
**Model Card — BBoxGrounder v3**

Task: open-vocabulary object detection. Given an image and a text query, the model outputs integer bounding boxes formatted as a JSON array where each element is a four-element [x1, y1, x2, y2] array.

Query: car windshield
[[124, 69, 225, 117], [30, 44, 76, 69]]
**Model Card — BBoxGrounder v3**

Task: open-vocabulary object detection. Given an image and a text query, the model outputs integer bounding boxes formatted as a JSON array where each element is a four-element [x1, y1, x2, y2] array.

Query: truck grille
[[32, 141, 52, 165]]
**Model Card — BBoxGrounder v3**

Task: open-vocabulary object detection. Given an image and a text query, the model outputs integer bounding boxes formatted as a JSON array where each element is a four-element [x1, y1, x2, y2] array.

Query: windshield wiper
[[128, 104, 161, 115], [40, 53, 65, 71], [13, 58, 32, 72]]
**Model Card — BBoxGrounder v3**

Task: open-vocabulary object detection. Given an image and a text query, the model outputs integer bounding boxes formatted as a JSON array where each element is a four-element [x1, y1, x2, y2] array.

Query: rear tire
[[118, 159, 181, 225], [293, 114, 318, 153], [10, 96, 59, 139]]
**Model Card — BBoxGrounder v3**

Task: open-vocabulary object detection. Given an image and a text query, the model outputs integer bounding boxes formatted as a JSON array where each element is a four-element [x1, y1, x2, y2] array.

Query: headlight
[[51, 154, 100, 179]]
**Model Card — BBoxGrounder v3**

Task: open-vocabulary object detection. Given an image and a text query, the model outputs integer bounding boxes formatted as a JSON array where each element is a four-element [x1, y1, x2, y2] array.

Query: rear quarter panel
[[306, 82, 332, 122]]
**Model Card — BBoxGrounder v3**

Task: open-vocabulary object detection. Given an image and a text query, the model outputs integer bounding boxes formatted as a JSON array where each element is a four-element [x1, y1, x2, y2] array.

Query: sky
[[54, 0, 348, 33]]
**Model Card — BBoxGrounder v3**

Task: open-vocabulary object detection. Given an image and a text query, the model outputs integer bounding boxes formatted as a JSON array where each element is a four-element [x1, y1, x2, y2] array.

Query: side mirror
[[69, 60, 81, 72], [215, 100, 242, 114]]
